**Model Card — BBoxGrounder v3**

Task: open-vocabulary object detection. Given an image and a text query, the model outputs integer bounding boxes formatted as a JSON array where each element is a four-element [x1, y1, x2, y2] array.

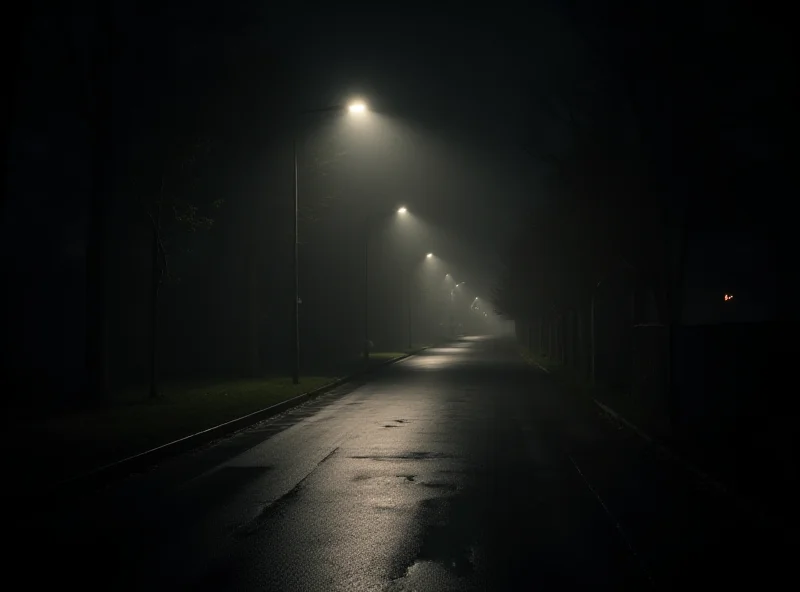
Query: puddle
[[391, 495, 479, 586], [418, 481, 459, 492]]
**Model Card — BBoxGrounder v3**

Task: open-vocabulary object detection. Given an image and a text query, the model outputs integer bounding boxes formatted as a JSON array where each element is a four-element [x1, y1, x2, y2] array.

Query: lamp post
[[406, 266, 412, 350], [449, 281, 464, 337], [364, 205, 408, 363], [405, 252, 434, 350], [292, 100, 366, 384]]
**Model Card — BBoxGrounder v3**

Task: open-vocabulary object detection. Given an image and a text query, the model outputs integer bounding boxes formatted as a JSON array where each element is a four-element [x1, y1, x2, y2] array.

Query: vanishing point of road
[[10, 337, 787, 590]]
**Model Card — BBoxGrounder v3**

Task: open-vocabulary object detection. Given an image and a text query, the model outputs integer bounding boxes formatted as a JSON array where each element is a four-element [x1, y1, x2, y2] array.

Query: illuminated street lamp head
[[426, 253, 433, 258], [348, 102, 367, 114], [397, 206, 407, 214]]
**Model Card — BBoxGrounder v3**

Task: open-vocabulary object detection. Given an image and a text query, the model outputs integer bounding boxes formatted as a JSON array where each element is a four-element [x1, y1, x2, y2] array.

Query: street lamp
[[405, 251, 435, 350], [364, 206, 407, 363], [292, 99, 367, 384], [448, 282, 464, 337]]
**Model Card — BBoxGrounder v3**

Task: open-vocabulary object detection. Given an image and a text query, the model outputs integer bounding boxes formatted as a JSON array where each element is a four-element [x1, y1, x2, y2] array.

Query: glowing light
[[397, 206, 407, 214], [724, 294, 734, 301], [426, 253, 433, 258], [348, 102, 367, 114]]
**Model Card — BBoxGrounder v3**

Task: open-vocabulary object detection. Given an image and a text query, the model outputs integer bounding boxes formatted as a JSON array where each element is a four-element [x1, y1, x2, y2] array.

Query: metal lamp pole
[[407, 268, 412, 350], [363, 214, 371, 364], [364, 206, 409, 364], [292, 101, 367, 384], [292, 137, 300, 384]]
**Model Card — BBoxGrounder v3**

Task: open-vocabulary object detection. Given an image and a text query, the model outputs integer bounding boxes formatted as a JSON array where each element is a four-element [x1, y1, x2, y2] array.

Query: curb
[[53, 348, 427, 496]]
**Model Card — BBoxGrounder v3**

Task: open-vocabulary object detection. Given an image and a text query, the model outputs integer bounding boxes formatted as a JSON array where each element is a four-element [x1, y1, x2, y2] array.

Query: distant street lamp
[[364, 206, 406, 363], [405, 251, 434, 350], [449, 281, 464, 337], [292, 100, 367, 384]]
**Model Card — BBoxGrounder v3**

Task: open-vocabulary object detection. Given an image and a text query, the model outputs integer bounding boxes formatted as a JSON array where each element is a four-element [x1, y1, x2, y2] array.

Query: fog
[[2, 0, 791, 414]]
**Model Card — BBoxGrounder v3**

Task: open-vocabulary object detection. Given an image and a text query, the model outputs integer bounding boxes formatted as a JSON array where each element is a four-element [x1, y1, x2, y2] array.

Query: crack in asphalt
[[234, 446, 340, 538], [350, 452, 455, 461]]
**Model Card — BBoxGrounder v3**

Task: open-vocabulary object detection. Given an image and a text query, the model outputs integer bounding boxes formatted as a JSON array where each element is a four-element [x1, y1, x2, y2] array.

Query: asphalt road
[[9, 337, 789, 590]]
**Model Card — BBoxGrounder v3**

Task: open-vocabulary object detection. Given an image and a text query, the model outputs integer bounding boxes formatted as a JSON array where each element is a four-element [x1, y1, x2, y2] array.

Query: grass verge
[[6, 376, 336, 487]]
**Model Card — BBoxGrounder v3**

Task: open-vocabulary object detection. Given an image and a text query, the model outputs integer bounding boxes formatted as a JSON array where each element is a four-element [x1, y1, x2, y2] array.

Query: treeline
[[492, 0, 794, 374], [5, 1, 301, 409]]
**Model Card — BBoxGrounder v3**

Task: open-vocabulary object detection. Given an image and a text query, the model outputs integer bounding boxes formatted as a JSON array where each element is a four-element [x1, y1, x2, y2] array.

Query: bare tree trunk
[[148, 193, 163, 400], [577, 305, 585, 377], [668, 218, 690, 433], [149, 224, 160, 399], [246, 250, 261, 376], [1, 3, 34, 205], [538, 316, 544, 354], [85, 0, 113, 404], [527, 317, 532, 351], [569, 309, 576, 367], [555, 316, 561, 363]]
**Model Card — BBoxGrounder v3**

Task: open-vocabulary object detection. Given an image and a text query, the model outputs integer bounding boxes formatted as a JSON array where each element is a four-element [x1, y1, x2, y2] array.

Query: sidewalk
[[520, 347, 797, 531]]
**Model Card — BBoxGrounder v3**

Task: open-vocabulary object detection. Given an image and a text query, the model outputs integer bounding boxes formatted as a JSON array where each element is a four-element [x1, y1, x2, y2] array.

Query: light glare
[[397, 206, 407, 214], [348, 102, 366, 114], [426, 253, 433, 258]]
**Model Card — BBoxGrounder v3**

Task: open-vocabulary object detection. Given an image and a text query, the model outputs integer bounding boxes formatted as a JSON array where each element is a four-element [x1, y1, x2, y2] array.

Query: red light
[[724, 294, 734, 301]]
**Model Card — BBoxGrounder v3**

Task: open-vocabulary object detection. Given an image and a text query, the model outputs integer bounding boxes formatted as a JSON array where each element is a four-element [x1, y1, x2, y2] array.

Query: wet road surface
[[9, 337, 789, 590]]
